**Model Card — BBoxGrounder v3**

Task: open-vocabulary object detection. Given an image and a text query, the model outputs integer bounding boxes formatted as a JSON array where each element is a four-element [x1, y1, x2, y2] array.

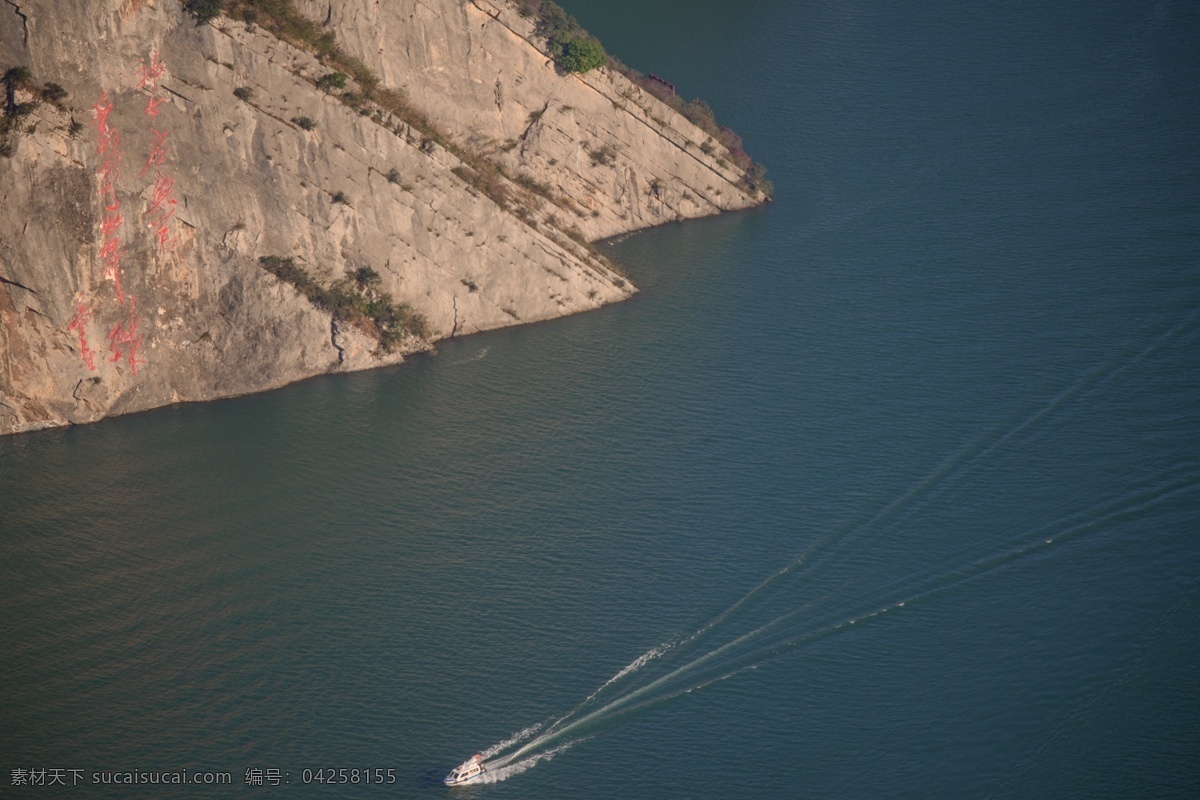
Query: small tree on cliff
[[528, 2, 606, 74], [2, 66, 32, 118], [183, 0, 222, 25], [558, 37, 605, 74]]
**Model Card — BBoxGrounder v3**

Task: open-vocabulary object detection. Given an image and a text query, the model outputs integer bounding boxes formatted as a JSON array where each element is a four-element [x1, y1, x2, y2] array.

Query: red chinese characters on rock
[[147, 173, 178, 252], [91, 92, 116, 151], [140, 127, 170, 176], [144, 95, 166, 119], [135, 49, 165, 94], [139, 51, 168, 120], [106, 297, 145, 376], [66, 300, 97, 372], [71, 51, 188, 375], [90, 89, 143, 373], [97, 210, 126, 305], [140, 49, 178, 255], [92, 91, 126, 305], [145, 167, 178, 252]]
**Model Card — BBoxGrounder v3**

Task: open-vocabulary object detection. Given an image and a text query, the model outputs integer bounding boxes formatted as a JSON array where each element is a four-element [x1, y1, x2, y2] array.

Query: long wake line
[[477, 475, 1198, 775], [452, 309, 1198, 784], [661, 306, 1198, 666]]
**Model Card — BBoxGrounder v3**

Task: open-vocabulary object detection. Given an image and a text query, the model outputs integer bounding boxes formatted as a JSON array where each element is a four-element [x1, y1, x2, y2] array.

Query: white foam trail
[[721, 306, 1199, 616], [574, 474, 1200, 726], [743, 478, 1200, 670], [947, 308, 1196, 475], [845, 474, 1200, 612], [467, 310, 1198, 781], [478, 723, 543, 760], [533, 639, 678, 740], [597, 641, 674, 694], [730, 476, 1200, 672], [499, 618, 788, 760], [469, 476, 1199, 783], [471, 740, 582, 784], [671, 414, 1013, 650], [571, 640, 675, 712], [899, 473, 1195, 605], [506, 606, 820, 758], [610, 662, 778, 720]]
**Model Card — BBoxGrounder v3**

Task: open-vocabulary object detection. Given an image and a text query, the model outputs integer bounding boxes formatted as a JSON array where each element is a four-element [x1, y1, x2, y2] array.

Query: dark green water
[[3, 1, 1199, 797]]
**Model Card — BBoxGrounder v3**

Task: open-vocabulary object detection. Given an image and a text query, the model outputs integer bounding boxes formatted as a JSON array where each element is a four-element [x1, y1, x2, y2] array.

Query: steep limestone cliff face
[[0, 0, 763, 435], [297, 0, 766, 240]]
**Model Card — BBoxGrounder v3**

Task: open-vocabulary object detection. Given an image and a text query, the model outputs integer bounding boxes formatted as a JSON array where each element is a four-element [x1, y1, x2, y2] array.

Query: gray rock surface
[[0, 0, 764, 435], [299, 0, 766, 239]]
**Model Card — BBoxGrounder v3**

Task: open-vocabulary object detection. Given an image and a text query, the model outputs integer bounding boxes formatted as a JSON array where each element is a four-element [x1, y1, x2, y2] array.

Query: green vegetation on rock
[[558, 37, 605, 74], [516, 0, 606, 74], [182, 0, 223, 25], [184, 1, 768, 210], [259, 256, 429, 350], [2, 65, 31, 114], [316, 72, 348, 92], [514, 0, 770, 196], [1, 66, 36, 157], [41, 83, 68, 105]]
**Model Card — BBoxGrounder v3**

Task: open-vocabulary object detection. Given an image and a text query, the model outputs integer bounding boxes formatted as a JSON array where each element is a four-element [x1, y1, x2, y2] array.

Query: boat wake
[[478, 723, 541, 760], [445, 308, 1199, 784], [479, 741, 581, 784]]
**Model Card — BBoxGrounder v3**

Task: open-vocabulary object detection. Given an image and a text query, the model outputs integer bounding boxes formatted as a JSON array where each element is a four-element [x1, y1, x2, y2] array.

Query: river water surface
[[2, 1, 1198, 797]]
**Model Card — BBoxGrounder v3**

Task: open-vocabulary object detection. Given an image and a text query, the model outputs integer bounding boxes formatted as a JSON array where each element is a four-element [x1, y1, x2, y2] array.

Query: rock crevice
[[3, 1, 28, 47]]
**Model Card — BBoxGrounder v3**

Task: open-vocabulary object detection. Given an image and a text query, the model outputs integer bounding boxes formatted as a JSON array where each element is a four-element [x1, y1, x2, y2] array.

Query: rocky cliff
[[0, 0, 766, 435]]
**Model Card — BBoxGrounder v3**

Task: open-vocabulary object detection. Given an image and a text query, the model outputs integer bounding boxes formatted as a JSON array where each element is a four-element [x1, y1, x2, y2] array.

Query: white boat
[[444, 753, 486, 786]]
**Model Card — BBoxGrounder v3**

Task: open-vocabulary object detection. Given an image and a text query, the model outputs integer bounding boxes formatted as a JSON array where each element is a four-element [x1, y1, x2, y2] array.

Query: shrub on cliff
[[259, 256, 316, 294], [259, 256, 428, 348], [519, 1, 606, 74], [558, 37, 605, 74], [588, 144, 617, 167], [316, 72, 348, 92], [738, 162, 772, 197], [2, 66, 37, 151], [183, 0, 223, 25], [2, 66, 31, 113], [41, 83, 68, 104], [1, 66, 31, 88], [352, 266, 382, 290]]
